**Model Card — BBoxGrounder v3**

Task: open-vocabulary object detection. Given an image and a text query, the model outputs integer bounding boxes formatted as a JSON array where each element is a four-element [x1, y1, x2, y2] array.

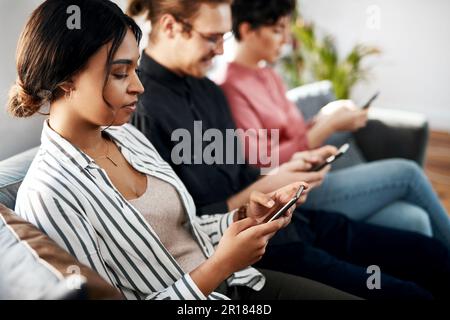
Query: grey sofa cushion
[[0, 147, 39, 209], [0, 204, 122, 300], [286, 80, 336, 121]]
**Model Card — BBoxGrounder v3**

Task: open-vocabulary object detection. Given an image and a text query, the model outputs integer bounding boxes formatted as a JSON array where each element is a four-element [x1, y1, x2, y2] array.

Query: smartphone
[[309, 143, 350, 172], [264, 185, 305, 223], [361, 91, 380, 110]]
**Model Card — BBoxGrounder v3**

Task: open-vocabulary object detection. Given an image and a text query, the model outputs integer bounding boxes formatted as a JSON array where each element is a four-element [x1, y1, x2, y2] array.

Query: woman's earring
[[65, 88, 74, 101]]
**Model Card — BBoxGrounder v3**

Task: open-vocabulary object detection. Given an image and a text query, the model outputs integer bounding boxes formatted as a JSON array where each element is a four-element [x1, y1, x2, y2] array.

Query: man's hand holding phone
[[289, 146, 336, 188], [247, 182, 309, 226], [309, 143, 349, 171]]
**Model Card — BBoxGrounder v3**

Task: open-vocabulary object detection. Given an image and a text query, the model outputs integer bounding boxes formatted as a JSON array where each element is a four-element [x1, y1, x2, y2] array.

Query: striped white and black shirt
[[15, 121, 265, 300]]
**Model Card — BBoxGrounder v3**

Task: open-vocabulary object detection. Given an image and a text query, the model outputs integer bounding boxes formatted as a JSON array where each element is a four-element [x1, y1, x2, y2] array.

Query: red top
[[218, 62, 310, 167]]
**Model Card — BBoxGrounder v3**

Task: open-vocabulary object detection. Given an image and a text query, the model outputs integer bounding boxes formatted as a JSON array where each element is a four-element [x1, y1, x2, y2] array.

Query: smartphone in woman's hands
[[361, 91, 380, 110]]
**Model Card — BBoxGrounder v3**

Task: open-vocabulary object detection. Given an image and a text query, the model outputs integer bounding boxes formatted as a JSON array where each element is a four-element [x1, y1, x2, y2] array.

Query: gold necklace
[[93, 136, 118, 167]]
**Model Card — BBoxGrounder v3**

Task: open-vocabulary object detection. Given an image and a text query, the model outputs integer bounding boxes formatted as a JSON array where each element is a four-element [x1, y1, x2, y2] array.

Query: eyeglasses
[[176, 18, 233, 47]]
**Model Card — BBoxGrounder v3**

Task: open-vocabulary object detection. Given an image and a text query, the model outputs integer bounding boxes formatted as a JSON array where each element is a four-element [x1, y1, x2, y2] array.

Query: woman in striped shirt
[[8, 0, 354, 300]]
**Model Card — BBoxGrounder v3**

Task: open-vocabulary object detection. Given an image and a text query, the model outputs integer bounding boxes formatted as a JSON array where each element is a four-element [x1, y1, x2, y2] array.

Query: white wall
[[299, 0, 450, 131], [0, 0, 46, 161]]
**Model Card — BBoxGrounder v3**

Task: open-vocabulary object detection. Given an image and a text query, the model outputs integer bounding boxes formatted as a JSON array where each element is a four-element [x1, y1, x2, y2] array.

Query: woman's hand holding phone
[[318, 99, 368, 132], [361, 91, 380, 110], [211, 182, 309, 280]]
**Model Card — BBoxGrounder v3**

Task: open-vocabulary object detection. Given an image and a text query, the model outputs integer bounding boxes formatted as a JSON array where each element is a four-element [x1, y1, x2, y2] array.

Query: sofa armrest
[[0, 147, 39, 209], [354, 108, 429, 166], [286, 80, 336, 121], [0, 204, 123, 299]]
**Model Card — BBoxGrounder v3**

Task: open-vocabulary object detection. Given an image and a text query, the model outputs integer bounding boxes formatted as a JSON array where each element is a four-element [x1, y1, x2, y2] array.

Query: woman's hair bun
[[127, 0, 150, 17], [7, 80, 44, 118]]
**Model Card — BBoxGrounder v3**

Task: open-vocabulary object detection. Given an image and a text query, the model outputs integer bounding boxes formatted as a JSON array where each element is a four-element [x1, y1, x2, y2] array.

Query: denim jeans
[[302, 159, 450, 249]]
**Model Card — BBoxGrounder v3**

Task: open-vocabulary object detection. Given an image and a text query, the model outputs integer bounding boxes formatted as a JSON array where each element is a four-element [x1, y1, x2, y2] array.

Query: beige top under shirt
[[129, 175, 206, 273]]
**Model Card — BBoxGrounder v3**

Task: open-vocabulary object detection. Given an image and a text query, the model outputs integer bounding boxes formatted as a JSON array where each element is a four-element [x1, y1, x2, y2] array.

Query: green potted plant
[[280, 15, 381, 99]]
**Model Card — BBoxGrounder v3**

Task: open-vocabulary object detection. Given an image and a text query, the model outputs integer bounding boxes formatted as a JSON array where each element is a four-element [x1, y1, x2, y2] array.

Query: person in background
[[127, 0, 450, 299], [219, 0, 368, 169]]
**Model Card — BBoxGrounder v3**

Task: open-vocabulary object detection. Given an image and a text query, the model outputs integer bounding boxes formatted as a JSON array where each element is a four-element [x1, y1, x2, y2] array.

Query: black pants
[[255, 210, 450, 299], [216, 269, 360, 300]]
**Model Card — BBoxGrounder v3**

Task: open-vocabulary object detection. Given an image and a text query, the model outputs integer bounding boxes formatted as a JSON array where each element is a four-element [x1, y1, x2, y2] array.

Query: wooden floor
[[425, 131, 450, 215]]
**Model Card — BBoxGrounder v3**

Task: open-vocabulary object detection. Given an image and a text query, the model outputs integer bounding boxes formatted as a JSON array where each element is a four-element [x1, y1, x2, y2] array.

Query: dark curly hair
[[232, 0, 296, 41]]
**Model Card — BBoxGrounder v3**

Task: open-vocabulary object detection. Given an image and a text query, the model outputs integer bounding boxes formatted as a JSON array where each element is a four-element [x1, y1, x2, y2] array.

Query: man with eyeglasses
[[175, 16, 234, 55], [139, 2, 232, 78], [129, 0, 332, 217]]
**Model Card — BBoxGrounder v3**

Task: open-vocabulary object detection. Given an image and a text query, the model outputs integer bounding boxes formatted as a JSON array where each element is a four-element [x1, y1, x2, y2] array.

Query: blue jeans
[[302, 159, 450, 249]]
